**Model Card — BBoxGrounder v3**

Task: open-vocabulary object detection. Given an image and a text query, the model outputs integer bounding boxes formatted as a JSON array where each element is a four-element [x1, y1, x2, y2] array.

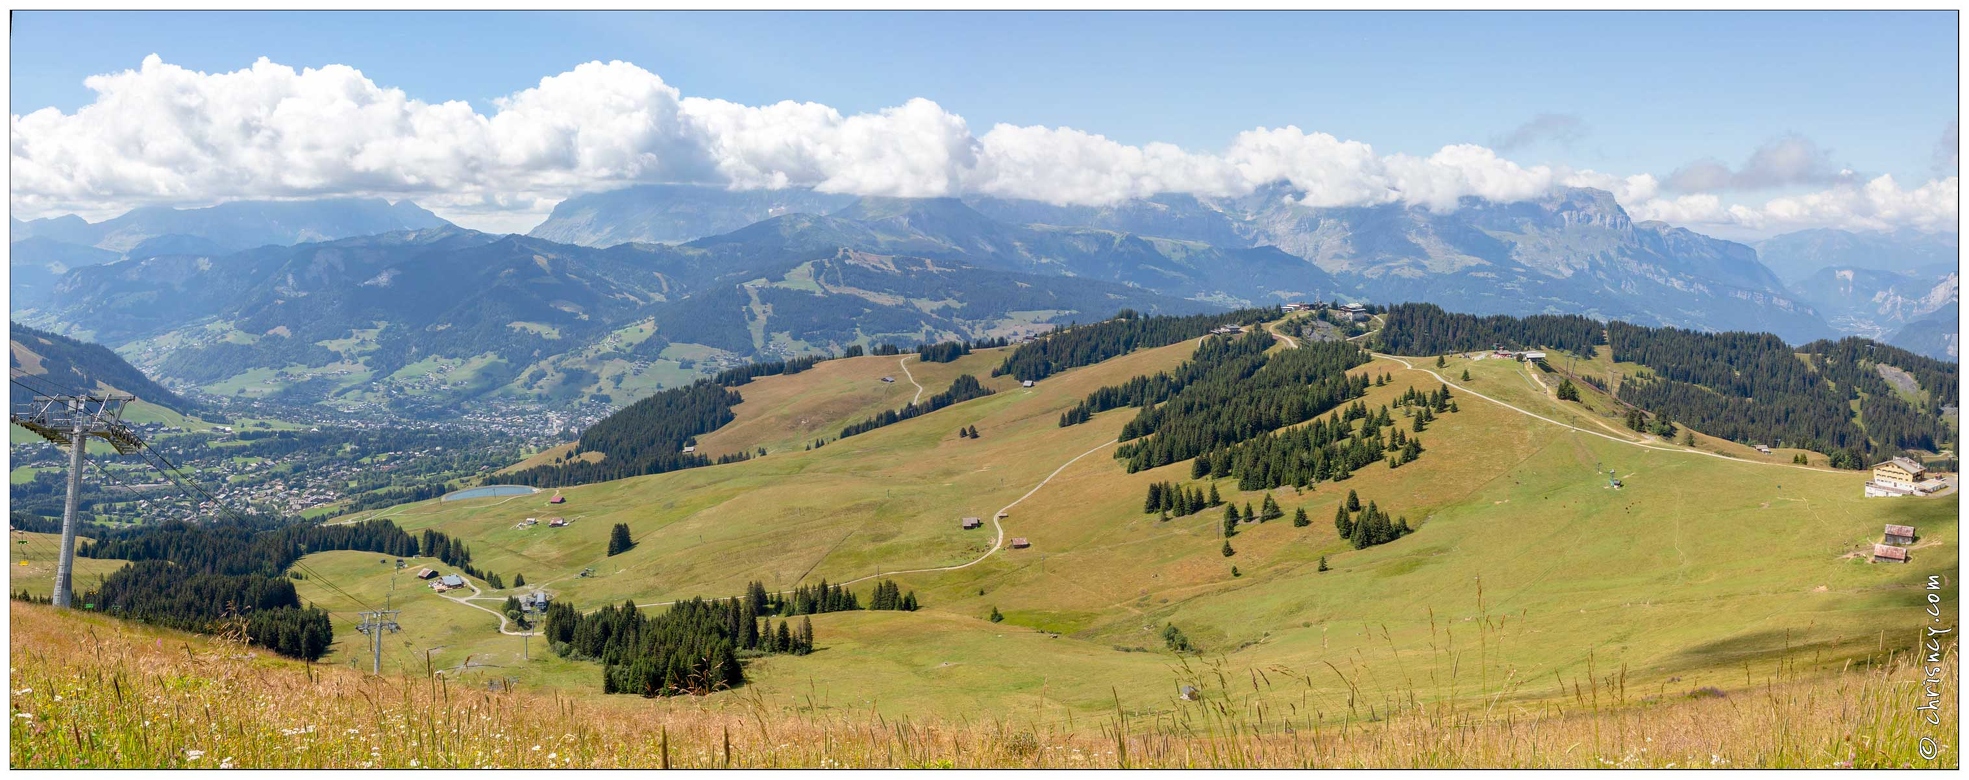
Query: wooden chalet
[[1872, 544, 1909, 564], [1008, 537, 1030, 549], [1884, 524, 1918, 545]]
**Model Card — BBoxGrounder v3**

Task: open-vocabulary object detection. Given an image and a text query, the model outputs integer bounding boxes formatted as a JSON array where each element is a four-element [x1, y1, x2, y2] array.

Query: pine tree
[[988, 606, 1004, 623], [1207, 483, 1222, 506], [1557, 378, 1580, 401], [1461, 369, 1471, 381], [513, 573, 525, 587], [1436, 355, 1447, 368], [1260, 494, 1282, 522], [960, 427, 970, 439], [607, 523, 635, 556], [1346, 490, 1360, 512], [1221, 541, 1235, 557], [1318, 556, 1330, 572], [1681, 430, 1696, 446], [798, 616, 814, 654], [1293, 507, 1310, 527], [1145, 482, 1164, 513], [777, 621, 793, 653], [1412, 413, 1426, 433], [1223, 504, 1241, 537], [1334, 503, 1353, 537], [967, 425, 980, 438], [1243, 502, 1255, 524]]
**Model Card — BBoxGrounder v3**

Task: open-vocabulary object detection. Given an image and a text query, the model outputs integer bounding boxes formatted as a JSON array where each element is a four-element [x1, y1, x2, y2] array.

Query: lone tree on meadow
[[1556, 378, 1580, 401], [607, 523, 635, 556]]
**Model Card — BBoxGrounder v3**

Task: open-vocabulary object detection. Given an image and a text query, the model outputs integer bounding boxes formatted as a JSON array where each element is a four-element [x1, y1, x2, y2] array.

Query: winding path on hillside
[[627, 437, 1121, 608], [1372, 352, 1843, 474], [440, 580, 538, 636], [899, 354, 925, 404]]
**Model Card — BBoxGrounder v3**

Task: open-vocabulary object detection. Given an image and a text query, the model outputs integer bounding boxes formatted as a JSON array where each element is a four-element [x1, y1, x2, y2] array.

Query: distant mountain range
[[542, 183, 1839, 342], [10, 198, 453, 315], [11, 186, 1956, 413]]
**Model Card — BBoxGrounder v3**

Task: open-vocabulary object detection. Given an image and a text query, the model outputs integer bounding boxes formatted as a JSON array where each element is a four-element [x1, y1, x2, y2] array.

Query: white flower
[[220, 757, 235, 769], [15, 713, 30, 720], [531, 745, 541, 751], [185, 750, 205, 761]]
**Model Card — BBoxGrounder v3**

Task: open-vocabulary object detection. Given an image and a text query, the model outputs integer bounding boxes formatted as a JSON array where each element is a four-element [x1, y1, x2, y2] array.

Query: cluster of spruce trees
[[74, 518, 458, 661], [1058, 328, 1275, 426], [1220, 494, 1285, 536], [508, 381, 741, 488], [917, 336, 1011, 363], [838, 375, 994, 439], [1374, 302, 1603, 356], [1142, 480, 1224, 519], [1607, 323, 1954, 464], [738, 579, 918, 617], [1198, 396, 1438, 491], [868, 580, 920, 611], [1099, 335, 1374, 473], [992, 308, 1276, 383], [541, 598, 765, 696], [1333, 490, 1413, 549], [714, 350, 845, 387]]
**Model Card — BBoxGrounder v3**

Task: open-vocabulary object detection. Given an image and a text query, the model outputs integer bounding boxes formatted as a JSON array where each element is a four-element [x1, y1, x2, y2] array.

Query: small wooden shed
[[1884, 524, 1917, 545], [1872, 544, 1909, 564], [961, 516, 983, 529], [547, 517, 567, 527], [415, 567, 437, 580], [1008, 537, 1030, 549], [996, 510, 1010, 519]]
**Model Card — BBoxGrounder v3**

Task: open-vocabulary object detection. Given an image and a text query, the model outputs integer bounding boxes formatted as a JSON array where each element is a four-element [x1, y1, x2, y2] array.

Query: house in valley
[[1871, 544, 1909, 564], [1884, 524, 1918, 545], [1008, 537, 1030, 549]]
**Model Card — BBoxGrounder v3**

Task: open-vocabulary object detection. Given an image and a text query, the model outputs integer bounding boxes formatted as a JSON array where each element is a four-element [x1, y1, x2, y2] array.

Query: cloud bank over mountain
[[11, 55, 1957, 236]]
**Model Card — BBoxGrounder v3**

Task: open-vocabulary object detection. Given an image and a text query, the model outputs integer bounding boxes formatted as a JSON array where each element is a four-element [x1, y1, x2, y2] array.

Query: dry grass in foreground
[[8, 603, 1955, 769]]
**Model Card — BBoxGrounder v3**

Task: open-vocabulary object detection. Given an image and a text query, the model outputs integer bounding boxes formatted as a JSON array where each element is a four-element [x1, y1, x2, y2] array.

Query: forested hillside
[[993, 308, 1276, 382], [73, 518, 480, 660], [1608, 323, 1956, 463], [507, 381, 744, 488], [9, 322, 195, 413], [1373, 303, 1602, 356]]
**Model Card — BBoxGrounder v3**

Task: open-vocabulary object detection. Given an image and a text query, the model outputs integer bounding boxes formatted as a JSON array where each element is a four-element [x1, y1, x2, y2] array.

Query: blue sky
[[9, 11, 1959, 235]]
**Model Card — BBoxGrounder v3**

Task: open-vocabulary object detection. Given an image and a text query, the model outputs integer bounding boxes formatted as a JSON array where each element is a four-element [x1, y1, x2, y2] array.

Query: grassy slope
[[313, 331, 1957, 721], [7, 531, 127, 600], [13, 600, 1952, 768]]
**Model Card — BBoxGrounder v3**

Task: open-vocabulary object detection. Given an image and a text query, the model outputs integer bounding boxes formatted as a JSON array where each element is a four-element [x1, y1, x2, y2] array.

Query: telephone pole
[[356, 607, 401, 675], [9, 391, 142, 608]]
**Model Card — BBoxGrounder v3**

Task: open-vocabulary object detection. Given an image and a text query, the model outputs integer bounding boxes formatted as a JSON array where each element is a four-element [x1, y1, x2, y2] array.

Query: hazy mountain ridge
[[9, 321, 195, 413], [518, 183, 1838, 341]]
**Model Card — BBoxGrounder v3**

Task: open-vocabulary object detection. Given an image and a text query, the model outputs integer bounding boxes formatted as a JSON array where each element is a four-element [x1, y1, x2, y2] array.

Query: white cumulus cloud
[[8, 55, 1958, 239]]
